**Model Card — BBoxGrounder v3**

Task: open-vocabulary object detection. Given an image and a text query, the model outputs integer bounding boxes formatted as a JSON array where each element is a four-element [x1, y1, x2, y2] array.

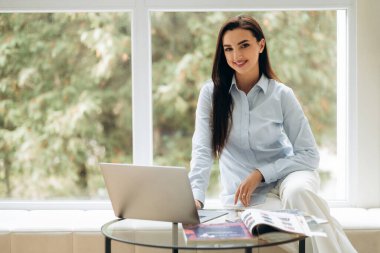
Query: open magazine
[[183, 209, 326, 244], [240, 209, 326, 237]]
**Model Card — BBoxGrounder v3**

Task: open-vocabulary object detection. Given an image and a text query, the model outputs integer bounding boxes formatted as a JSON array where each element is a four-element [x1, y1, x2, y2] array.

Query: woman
[[189, 15, 357, 253]]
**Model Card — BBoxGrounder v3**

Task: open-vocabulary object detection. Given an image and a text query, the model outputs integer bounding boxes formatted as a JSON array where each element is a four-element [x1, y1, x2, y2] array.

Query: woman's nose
[[233, 51, 242, 61]]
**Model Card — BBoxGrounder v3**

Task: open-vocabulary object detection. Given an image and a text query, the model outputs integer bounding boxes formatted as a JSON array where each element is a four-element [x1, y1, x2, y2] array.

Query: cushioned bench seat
[[0, 208, 379, 253]]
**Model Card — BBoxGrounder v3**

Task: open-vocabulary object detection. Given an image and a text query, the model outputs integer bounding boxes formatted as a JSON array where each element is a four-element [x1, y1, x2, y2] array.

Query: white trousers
[[253, 170, 357, 253]]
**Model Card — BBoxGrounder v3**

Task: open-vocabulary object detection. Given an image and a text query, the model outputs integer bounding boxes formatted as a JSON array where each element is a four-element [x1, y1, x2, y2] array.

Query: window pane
[[0, 13, 132, 200], [151, 11, 344, 200]]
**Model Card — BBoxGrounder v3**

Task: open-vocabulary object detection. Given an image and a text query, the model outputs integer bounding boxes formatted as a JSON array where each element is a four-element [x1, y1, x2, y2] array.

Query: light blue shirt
[[189, 74, 320, 206]]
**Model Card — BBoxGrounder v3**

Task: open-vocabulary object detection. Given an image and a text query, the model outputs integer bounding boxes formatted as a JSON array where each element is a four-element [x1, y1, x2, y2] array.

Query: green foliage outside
[[0, 13, 132, 199], [0, 11, 336, 200]]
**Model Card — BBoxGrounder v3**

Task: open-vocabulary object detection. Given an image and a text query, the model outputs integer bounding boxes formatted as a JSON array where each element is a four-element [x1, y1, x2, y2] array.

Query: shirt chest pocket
[[249, 110, 284, 150]]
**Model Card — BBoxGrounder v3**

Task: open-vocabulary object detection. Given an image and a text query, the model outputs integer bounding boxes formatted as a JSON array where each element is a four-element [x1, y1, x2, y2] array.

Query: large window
[[0, 0, 357, 208], [152, 11, 346, 200], [0, 13, 132, 200]]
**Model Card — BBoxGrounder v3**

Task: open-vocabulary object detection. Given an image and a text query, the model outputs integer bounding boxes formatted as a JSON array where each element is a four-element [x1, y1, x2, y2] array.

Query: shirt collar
[[229, 74, 269, 94]]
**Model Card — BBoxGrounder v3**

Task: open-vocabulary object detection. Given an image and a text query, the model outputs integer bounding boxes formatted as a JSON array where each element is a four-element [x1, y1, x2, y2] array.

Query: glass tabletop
[[101, 218, 306, 250]]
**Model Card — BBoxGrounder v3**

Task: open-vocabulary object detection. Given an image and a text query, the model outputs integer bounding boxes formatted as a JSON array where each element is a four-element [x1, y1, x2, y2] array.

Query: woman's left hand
[[234, 170, 263, 207]]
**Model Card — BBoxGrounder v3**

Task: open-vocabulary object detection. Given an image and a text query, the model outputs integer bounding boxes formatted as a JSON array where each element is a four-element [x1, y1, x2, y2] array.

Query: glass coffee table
[[102, 218, 307, 253]]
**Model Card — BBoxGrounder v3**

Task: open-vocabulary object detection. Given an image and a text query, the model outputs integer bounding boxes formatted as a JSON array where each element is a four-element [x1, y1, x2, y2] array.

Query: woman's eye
[[241, 43, 250, 48], [224, 48, 232, 52]]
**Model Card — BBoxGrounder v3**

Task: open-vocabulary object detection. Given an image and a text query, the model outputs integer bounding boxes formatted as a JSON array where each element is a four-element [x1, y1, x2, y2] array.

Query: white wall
[[356, 0, 380, 207]]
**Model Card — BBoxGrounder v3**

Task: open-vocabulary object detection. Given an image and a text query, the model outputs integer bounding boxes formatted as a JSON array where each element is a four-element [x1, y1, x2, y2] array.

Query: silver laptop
[[100, 163, 227, 224]]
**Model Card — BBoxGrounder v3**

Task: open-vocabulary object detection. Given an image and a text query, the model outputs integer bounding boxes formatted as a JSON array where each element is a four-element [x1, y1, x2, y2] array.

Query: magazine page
[[273, 209, 328, 225], [272, 209, 327, 237], [241, 209, 312, 236], [182, 222, 254, 244]]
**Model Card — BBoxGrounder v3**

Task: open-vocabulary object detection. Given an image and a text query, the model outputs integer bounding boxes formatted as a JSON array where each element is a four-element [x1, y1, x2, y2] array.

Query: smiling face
[[222, 28, 265, 76]]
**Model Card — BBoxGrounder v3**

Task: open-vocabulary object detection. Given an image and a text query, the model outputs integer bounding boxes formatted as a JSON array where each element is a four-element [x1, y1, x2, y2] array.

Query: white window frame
[[0, 0, 358, 209]]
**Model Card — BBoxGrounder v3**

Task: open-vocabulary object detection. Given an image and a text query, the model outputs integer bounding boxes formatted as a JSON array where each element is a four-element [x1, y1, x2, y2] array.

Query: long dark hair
[[211, 15, 279, 158]]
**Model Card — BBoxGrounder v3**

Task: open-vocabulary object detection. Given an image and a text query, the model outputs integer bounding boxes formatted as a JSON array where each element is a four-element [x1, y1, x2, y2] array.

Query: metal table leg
[[172, 222, 178, 253], [105, 237, 111, 253], [245, 247, 252, 253], [299, 238, 305, 253]]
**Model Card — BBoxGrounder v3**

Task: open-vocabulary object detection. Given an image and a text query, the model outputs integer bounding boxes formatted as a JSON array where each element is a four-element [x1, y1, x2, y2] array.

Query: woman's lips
[[233, 60, 247, 68]]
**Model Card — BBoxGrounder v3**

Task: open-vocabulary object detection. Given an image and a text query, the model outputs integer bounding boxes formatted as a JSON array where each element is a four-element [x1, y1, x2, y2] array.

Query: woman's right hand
[[195, 200, 202, 210]]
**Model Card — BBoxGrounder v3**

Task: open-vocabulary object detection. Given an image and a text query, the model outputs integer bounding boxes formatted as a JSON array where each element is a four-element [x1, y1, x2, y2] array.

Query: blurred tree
[[0, 13, 132, 199]]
